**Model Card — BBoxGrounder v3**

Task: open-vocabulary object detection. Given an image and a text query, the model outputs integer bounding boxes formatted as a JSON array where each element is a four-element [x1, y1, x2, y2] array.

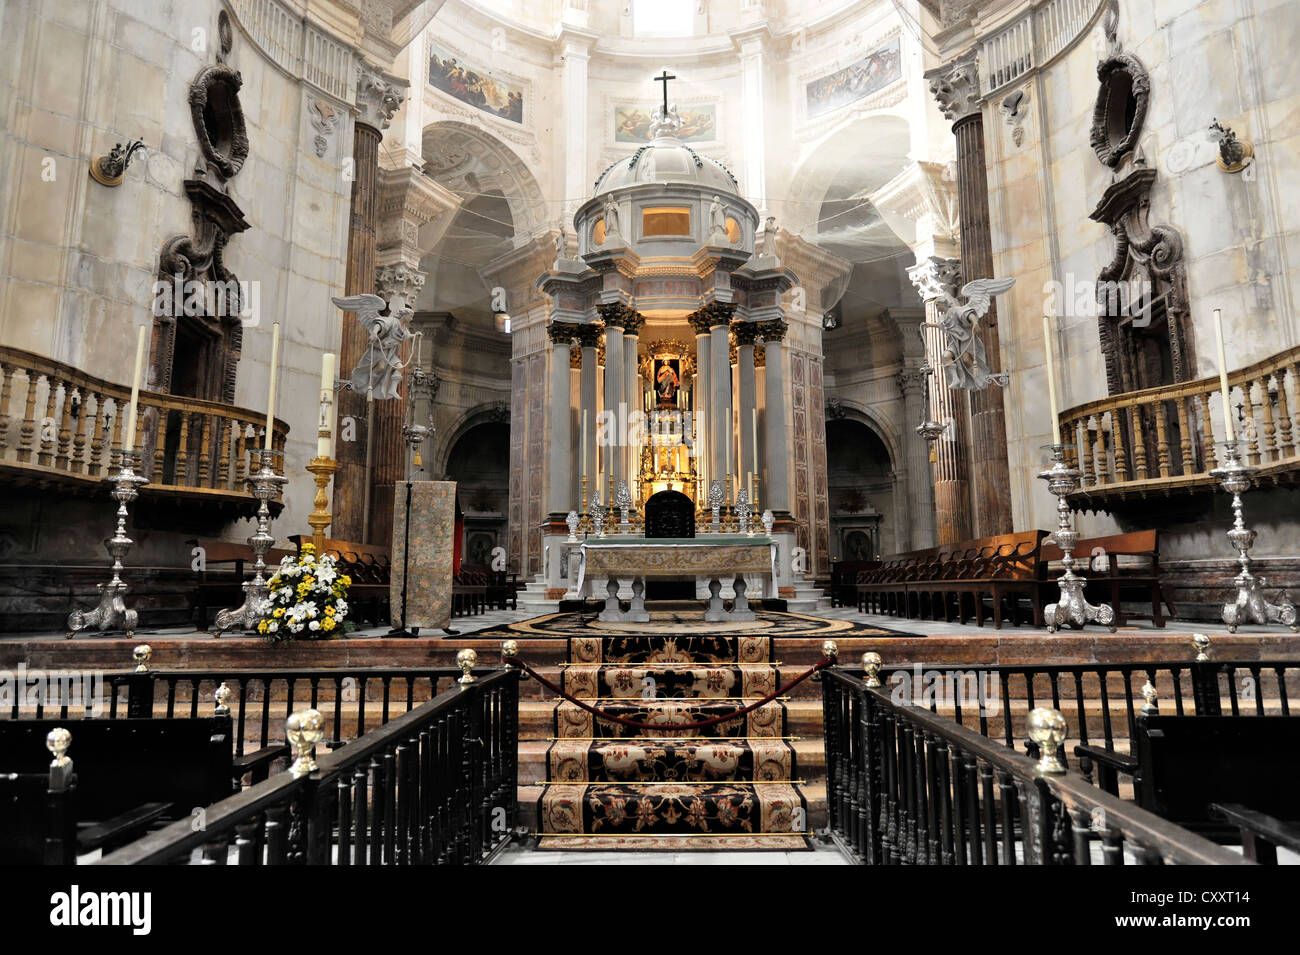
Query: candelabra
[[761, 509, 775, 537], [1211, 441, 1299, 632], [66, 448, 150, 639], [592, 498, 606, 538], [566, 510, 580, 543], [1037, 443, 1116, 633], [736, 486, 752, 536], [212, 448, 288, 637]]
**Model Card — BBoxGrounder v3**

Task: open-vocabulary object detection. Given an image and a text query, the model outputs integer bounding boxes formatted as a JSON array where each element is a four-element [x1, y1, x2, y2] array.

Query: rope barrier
[[504, 655, 834, 733]]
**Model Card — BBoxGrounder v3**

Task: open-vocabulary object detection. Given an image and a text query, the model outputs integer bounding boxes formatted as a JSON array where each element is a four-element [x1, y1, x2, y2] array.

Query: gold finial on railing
[[1193, 633, 1210, 662], [501, 640, 519, 666], [286, 708, 324, 777], [46, 728, 72, 767], [214, 682, 232, 716], [821, 640, 838, 663], [863, 651, 882, 688], [457, 648, 478, 685], [1027, 707, 1067, 775], [1141, 678, 1159, 715], [132, 644, 152, 672]]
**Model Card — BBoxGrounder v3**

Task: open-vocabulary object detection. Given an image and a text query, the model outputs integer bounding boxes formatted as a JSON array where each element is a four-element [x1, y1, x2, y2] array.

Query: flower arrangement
[[257, 543, 351, 642]]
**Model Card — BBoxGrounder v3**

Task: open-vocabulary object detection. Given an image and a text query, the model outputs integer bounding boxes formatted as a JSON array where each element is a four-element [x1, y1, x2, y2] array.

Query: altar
[[577, 536, 775, 623]]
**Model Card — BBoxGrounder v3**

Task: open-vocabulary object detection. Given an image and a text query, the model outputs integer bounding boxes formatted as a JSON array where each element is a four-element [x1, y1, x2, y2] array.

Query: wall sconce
[[89, 139, 147, 186], [1209, 119, 1253, 174]]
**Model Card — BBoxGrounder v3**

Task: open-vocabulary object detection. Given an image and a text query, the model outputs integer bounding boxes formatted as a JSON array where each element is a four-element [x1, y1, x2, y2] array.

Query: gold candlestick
[[581, 475, 589, 516], [306, 455, 340, 553]]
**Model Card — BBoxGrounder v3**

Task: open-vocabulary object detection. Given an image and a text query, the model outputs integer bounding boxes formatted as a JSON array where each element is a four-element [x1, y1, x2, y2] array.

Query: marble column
[[734, 321, 759, 503], [578, 326, 599, 510], [760, 319, 790, 514], [334, 68, 402, 542], [599, 306, 626, 492], [907, 256, 971, 545], [896, 367, 936, 550], [689, 312, 712, 498], [623, 311, 643, 504], [710, 316, 734, 495], [547, 323, 574, 518], [931, 52, 1013, 537]]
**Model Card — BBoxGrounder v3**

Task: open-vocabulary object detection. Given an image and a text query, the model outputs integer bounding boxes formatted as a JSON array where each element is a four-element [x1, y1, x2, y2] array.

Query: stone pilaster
[[576, 324, 600, 506], [688, 310, 713, 498], [546, 321, 579, 517], [757, 318, 790, 515], [597, 303, 630, 492], [733, 321, 761, 501], [622, 310, 643, 503]]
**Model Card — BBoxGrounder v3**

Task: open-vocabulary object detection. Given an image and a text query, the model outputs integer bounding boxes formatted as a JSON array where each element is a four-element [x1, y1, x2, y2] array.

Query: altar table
[[577, 536, 776, 623]]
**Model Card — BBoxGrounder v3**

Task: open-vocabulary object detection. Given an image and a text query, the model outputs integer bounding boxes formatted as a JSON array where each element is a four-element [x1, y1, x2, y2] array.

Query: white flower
[[309, 620, 320, 631], [335, 599, 349, 615], [315, 565, 337, 585], [268, 621, 278, 632]]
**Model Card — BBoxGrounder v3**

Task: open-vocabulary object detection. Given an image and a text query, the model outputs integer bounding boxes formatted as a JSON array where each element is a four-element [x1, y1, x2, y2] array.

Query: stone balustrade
[[0, 345, 289, 504], [1060, 345, 1300, 504]]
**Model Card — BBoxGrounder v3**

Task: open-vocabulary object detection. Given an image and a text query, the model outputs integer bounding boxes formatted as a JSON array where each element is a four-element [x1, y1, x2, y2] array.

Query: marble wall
[[981, 0, 1300, 550], [0, 0, 357, 548]]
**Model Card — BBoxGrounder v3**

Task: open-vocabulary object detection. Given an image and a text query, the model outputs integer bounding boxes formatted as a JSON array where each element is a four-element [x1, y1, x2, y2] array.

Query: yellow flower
[[322, 618, 335, 631], [258, 621, 268, 633], [273, 607, 284, 617]]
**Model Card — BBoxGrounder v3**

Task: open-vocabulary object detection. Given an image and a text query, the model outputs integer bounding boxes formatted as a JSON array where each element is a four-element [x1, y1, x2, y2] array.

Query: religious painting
[[428, 42, 524, 124], [615, 104, 716, 142], [653, 357, 682, 407], [805, 39, 902, 118]]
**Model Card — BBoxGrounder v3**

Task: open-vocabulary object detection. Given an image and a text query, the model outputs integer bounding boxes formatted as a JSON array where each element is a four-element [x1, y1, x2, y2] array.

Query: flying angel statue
[[930, 277, 1016, 391], [331, 293, 417, 400]]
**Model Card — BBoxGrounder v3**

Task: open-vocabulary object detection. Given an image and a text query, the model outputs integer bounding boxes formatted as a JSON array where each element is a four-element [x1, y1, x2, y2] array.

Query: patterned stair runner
[[536, 634, 811, 850]]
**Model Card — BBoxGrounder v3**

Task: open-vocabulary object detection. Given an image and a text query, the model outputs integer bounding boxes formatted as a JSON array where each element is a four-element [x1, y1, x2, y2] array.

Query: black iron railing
[[99, 668, 520, 865], [821, 667, 1246, 865], [5, 667, 482, 754], [850, 656, 1298, 767]]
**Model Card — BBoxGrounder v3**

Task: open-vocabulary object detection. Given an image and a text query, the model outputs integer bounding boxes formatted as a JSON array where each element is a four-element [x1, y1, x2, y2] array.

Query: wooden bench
[[1041, 529, 1175, 627], [0, 717, 283, 861], [1076, 714, 1300, 842], [453, 566, 488, 617], [856, 531, 1049, 628], [187, 537, 292, 629], [289, 535, 390, 626]]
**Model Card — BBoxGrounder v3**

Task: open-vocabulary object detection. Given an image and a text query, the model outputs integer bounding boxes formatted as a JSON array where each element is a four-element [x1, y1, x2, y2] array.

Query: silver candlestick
[[707, 479, 724, 532], [566, 509, 580, 543], [761, 508, 775, 537], [213, 448, 288, 637], [615, 479, 632, 530], [1038, 443, 1116, 633], [591, 499, 606, 538], [67, 448, 150, 639], [736, 487, 752, 536], [1211, 441, 1298, 632]]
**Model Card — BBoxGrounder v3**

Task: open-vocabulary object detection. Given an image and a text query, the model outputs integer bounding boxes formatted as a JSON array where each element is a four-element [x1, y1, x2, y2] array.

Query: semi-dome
[[592, 107, 739, 198]]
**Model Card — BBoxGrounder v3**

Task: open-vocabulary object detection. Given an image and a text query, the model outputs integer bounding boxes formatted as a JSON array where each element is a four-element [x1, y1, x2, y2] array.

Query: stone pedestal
[[389, 480, 456, 631]]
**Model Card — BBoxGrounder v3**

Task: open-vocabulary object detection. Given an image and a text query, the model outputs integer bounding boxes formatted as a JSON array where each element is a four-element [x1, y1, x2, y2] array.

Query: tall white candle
[[748, 470, 753, 502], [1042, 315, 1061, 445], [317, 352, 336, 457], [751, 409, 759, 475], [1213, 309, 1235, 442], [581, 410, 588, 480], [264, 322, 281, 450], [123, 324, 147, 450]]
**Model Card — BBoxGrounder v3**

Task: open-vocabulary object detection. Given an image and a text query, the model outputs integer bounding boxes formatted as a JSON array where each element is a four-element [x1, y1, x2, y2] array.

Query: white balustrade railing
[[227, 0, 356, 103], [979, 0, 1104, 97]]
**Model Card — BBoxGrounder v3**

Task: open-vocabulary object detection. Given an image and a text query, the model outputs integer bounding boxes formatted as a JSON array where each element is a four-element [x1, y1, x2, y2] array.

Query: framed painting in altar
[[653, 357, 682, 407]]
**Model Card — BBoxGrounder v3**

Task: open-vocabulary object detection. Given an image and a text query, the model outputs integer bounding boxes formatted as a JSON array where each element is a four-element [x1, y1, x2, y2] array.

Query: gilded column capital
[[753, 318, 788, 343], [731, 320, 764, 347], [547, 320, 582, 344]]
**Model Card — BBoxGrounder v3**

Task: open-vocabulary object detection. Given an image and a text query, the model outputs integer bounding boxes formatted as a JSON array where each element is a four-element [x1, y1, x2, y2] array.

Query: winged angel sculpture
[[331, 293, 417, 400], [930, 277, 1016, 391]]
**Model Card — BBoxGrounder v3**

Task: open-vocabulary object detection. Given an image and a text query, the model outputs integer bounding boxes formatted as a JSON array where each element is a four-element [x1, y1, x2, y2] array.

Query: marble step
[[518, 782, 828, 831]]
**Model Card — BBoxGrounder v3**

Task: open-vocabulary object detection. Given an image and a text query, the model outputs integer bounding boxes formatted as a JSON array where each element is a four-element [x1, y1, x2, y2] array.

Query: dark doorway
[[643, 489, 695, 599]]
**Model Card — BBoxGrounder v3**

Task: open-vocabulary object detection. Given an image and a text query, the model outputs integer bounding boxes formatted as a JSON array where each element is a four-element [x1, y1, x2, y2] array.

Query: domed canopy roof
[[592, 107, 739, 198]]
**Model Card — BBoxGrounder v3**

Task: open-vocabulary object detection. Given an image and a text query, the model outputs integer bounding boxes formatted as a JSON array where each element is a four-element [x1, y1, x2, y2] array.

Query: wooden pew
[[289, 535, 390, 626], [855, 531, 1049, 628], [0, 717, 277, 860], [830, 560, 881, 608], [1041, 529, 1174, 627], [186, 537, 292, 629], [1076, 715, 1300, 841]]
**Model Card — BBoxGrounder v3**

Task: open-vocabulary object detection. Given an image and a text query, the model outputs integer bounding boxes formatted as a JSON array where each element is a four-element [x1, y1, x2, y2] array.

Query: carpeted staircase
[[535, 634, 812, 850]]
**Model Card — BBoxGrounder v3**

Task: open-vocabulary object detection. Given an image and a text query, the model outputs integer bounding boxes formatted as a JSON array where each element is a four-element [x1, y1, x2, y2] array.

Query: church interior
[[2, 0, 1300, 887]]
